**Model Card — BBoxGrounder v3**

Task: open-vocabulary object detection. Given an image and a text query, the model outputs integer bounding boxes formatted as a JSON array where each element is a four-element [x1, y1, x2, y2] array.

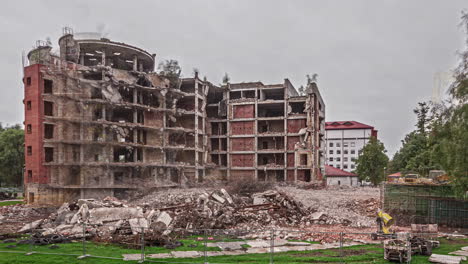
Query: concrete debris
[[429, 254, 466, 264], [154, 212, 172, 227], [13, 186, 384, 244], [449, 250, 468, 257], [18, 219, 43, 233], [122, 254, 142, 261], [221, 189, 233, 204]]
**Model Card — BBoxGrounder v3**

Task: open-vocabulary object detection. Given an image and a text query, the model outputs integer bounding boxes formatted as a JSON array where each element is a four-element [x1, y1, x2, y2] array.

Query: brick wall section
[[230, 170, 255, 181], [233, 105, 254, 118], [287, 119, 306, 133], [231, 138, 254, 151], [230, 121, 254, 135], [230, 154, 254, 167], [24, 64, 48, 184]]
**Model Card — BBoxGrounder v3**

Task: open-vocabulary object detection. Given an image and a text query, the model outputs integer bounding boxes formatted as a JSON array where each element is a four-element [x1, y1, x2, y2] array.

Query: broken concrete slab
[[246, 240, 270, 248], [146, 253, 172, 259], [154, 211, 172, 227], [221, 189, 233, 204], [211, 193, 226, 204], [122, 254, 142, 261], [19, 219, 43, 233], [88, 207, 143, 224], [273, 246, 290, 253], [205, 251, 225, 257], [429, 254, 466, 264], [449, 250, 468, 257], [310, 212, 326, 221], [253, 197, 268, 205], [247, 247, 269, 254], [286, 241, 313, 246], [128, 218, 148, 234], [222, 250, 246, 256], [171, 251, 200, 258], [216, 241, 245, 251]]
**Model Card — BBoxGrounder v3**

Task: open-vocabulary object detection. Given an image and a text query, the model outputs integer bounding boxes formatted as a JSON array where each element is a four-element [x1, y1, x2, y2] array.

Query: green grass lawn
[[0, 237, 466, 264], [0, 200, 24, 207]]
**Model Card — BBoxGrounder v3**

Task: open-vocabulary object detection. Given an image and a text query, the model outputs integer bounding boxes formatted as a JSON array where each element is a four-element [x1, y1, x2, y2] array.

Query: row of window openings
[[26, 124, 54, 138], [329, 149, 355, 155], [26, 146, 54, 162], [329, 157, 356, 162], [25, 77, 53, 94], [25, 101, 54, 116], [332, 164, 355, 170], [329, 142, 355, 148]]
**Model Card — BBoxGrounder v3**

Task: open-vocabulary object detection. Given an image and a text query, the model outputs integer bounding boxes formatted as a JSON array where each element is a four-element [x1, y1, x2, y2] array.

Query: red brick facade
[[24, 64, 48, 185]]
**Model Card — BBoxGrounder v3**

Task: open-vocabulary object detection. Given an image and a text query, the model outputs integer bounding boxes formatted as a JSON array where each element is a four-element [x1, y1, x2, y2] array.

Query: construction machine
[[371, 209, 397, 240]]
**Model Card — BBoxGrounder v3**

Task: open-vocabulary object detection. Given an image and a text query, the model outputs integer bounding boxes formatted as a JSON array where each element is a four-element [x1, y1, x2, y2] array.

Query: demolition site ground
[[1, 185, 467, 263]]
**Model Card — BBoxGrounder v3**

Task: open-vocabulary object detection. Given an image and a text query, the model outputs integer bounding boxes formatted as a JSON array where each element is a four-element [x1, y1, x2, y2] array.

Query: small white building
[[325, 121, 377, 172], [325, 165, 359, 186]]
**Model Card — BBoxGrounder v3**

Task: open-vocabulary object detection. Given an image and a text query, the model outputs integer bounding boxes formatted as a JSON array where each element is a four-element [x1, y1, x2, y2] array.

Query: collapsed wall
[[23, 28, 326, 205]]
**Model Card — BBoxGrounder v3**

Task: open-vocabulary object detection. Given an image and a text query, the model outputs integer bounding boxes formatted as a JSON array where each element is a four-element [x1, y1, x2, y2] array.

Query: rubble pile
[[278, 186, 379, 228], [11, 187, 381, 244], [345, 198, 380, 217]]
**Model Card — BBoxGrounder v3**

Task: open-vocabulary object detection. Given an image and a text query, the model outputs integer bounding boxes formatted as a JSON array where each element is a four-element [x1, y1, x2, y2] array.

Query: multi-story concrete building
[[324, 121, 377, 172], [23, 29, 325, 205]]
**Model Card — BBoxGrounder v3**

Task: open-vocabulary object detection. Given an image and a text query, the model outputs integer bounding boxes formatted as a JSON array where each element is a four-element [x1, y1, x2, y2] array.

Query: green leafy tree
[[222, 73, 230, 84], [388, 102, 439, 175], [158, 59, 181, 87], [355, 137, 389, 185], [413, 102, 431, 134], [0, 124, 24, 187], [429, 11, 468, 197]]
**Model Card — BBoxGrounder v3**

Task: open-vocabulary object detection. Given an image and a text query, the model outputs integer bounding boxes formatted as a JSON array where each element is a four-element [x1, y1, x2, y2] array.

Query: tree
[[158, 59, 181, 87], [0, 125, 24, 187], [413, 102, 431, 134], [355, 137, 389, 185], [429, 11, 468, 197], [222, 73, 230, 84], [388, 102, 439, 175]]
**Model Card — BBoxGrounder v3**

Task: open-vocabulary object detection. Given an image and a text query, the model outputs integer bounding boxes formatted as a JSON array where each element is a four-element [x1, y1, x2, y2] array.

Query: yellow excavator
[[371, 209, 397, 240]]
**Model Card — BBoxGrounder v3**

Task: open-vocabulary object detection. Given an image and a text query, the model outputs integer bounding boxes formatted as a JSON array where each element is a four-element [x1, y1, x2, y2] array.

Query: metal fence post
[[203, 229, 208, 264], [407, 232, 411, 264], [339, 232, 343, 264], [270, 228, 275, 264], [139, 226, 145, 263], [25, 226, 34, 255], [77, 222, 88, 259]]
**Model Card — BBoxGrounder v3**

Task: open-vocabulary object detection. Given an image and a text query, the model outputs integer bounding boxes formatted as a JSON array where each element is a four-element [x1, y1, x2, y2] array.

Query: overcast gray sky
[[0, 0, 466, 156]]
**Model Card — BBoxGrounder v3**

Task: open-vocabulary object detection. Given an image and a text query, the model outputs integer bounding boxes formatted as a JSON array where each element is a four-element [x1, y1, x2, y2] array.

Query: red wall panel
[[230, 170, 255, 181], [233, 104, 255, 119], [230, 121, 255, 135], [24, 64, 49, 184], [231, 138, 254, 151], [287, 119, 306, 133], [230, 154, 254, 167], [287, 153, 295, 167], [287, 170, 295, 182]]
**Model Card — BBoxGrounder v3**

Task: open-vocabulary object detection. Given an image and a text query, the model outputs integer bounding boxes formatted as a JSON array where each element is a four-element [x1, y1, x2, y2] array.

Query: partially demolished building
[[23, 29, 326, 204]]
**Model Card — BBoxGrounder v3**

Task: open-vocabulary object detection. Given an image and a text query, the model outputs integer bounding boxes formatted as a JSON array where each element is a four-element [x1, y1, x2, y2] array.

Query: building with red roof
[[325, 165, 359, 186], [324, 121, 377, 172]]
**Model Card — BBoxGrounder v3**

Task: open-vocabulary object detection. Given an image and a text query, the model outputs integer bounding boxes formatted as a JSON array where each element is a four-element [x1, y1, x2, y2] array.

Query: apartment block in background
[[324, 121, 377, 172]]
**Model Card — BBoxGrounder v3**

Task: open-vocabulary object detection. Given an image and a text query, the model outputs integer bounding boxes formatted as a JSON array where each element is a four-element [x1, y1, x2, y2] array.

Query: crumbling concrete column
[[133, 55, 138, 71]]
